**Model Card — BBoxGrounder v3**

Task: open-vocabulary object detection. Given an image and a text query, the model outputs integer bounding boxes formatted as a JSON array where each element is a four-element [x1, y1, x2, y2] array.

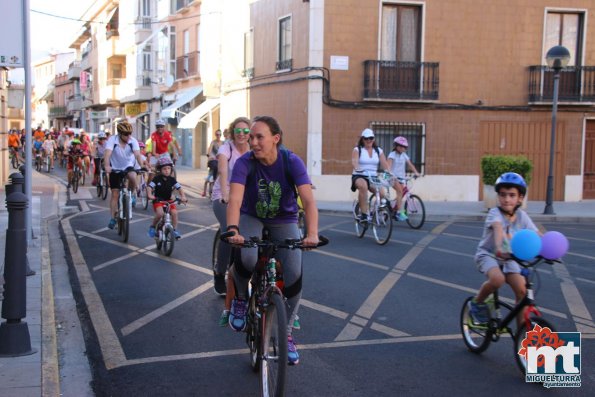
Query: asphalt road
[[50, 165, 594, 396]]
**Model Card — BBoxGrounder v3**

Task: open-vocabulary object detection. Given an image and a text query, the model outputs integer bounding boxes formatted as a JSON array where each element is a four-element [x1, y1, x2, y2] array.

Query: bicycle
[[9, 147, 20, 169], [70, 155, 84, 193], [386, 175, 426, 229], [44, 151, 52, 173], [35, 150, 43, 172], [352, 171, 393, 245], [113, 170, 134, 243], [137, 169, 149, 210], [153, 198, 183, 256], [460, 254, 560, 375], [220, 229, 329, 397], [96, 159, 109, 200]]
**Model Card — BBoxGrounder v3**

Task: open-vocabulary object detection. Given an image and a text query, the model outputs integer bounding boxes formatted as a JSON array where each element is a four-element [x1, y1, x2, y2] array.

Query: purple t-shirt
[[231, 150, 311, 223]]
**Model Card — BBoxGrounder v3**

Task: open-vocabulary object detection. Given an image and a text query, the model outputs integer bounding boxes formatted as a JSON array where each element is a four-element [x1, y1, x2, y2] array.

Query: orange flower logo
[[518, 324, 565, 367]]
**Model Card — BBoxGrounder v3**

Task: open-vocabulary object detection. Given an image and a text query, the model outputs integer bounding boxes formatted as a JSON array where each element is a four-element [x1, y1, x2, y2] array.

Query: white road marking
[[121, 282, 213, 336]]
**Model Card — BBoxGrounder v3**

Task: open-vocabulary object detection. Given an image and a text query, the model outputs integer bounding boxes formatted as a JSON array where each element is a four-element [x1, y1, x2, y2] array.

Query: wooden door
[[584, 120, 595, 199]]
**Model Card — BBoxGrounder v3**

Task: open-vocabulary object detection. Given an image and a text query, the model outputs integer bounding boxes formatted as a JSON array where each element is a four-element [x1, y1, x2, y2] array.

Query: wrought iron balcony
[[275, 59, 292, 71], [175, 51, 199, 80], [528, 65, 595, 103], [363, 60, 439, 101], [49, 106, 67, 118]]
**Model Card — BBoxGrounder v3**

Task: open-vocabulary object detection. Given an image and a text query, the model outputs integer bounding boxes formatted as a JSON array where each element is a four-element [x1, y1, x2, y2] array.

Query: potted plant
[[481, 155, 533, 209]]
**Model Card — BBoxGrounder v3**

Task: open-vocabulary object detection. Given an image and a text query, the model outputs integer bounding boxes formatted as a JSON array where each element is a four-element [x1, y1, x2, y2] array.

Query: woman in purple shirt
[[225, 116, 319, 365]]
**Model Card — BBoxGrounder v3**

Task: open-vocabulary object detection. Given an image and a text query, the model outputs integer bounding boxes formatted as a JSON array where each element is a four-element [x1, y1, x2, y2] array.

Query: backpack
[[246, 148, 298, 199]]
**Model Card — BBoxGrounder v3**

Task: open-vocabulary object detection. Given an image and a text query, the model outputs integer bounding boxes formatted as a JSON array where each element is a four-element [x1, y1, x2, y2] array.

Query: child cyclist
[[66, 139, 85, 189], [387, 136, 420, 221], [147, 157, 188, 239], [469, 172, 539, 325]]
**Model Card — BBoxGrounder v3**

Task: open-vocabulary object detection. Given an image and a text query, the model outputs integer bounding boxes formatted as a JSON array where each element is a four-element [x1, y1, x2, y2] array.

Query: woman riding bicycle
[[351, 128, 391, 223], [225, 115, 319, 365], [469, 172, 539, 326], [387, 136, 420, 221], [211, 117, 251, 301]]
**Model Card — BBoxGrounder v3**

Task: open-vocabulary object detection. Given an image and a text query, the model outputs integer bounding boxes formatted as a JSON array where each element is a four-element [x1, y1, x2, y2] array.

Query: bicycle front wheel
[[72, 172, 79, 193], [297, 211, 306, 239], [140, 185, 149, 210], [260, 292, 287, 397], [46, 158, 51, 173], [212, 229, 220, 274], [405, 194, 426, 229], [121, 194, 129, 242], [96, 180, 102, 198], [163, 225, 175, 256], [353, 201, 367, 238], [460, 297, 493, 353], [514, 317, 556, 376], [372, 206, 393, 245], [11, 153, 19, 169]]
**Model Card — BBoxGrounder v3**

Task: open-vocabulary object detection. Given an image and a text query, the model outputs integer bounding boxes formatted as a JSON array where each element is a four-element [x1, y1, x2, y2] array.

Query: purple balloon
[[540, 231, 569, 260]]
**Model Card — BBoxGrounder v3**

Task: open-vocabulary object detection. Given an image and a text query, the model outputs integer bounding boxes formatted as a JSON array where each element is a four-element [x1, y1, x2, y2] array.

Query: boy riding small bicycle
[[147, 157, 187, 240], [468, 172, 540, 326]]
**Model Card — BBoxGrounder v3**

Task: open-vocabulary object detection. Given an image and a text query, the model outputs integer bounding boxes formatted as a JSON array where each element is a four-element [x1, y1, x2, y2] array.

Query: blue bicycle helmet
[[495, 172, 527, 196]]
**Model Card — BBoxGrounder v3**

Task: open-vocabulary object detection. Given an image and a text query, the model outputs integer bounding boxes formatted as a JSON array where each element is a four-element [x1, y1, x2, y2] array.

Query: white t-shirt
[[211, 141, 244, 201], [42, 140, 55, 152], [388, 151, 410, 178], [353, 146, 383, 176], [106, 135, 140, 171]]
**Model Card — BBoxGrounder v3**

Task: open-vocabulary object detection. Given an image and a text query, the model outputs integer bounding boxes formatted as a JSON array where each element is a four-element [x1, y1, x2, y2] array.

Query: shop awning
[[161, 86, 203, 119], [177, 98, 220, 129]]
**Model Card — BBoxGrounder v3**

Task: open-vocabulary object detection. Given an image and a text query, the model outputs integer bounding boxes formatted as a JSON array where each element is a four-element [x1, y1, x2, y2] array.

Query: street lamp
[[543, 45, 571, 215]]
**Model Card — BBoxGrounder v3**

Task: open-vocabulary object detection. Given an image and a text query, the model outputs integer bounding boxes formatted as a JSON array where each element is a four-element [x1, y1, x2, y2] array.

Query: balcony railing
[[275, 59, 292, 71], [49, 106, 67, 118], [136, 71, 153, 87], [67, 95, 83, 112], [67, 62, 81, 81], [363, 60, 439, 101], [242, 68, 255, 79], [528, 65, 595, 103], [175, 51, 199, 80]]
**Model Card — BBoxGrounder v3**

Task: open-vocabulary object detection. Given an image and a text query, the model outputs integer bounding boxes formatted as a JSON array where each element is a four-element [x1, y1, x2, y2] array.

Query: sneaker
[[107, 218, 117, 229], [219, 310, 230, 327], [468, 300, 489, 325], [287, 336, 300, 365], [359, 213, 368, 223], [292, 315, 301, 330], [229, 298, 247, 332], [148, 226, 156, 238], [213, 273, 226, 295], [397, 212, 408, 221], [173, 230, 181, 240]]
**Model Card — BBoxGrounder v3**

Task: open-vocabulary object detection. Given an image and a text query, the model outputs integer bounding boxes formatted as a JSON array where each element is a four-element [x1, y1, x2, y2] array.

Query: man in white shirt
[[103, 120, 144, 229]]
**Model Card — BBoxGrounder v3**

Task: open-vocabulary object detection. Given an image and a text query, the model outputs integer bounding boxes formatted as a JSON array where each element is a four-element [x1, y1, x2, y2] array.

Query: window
[[140, 0, 150, 17], [244, 28, 254, 78], [277, 16, 292, 71], [371, 122, 425, 173], [169, 27, 176, 79], [545, 11, 583, 66], [143, 46, 152, 71], [380, 4, 421, 62]]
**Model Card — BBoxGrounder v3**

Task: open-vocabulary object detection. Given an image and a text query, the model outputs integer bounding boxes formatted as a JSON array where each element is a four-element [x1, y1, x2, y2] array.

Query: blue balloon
[[510, 229, 542, 260]]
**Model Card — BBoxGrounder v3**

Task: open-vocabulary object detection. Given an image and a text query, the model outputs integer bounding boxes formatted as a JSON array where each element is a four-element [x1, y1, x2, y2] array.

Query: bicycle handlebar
[[509, 254, 562, 268], [220, 231, 329, 250]]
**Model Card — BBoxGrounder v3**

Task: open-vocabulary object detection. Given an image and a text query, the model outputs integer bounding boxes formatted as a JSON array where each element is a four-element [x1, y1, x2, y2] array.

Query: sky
[[9, 0, 95, 83]]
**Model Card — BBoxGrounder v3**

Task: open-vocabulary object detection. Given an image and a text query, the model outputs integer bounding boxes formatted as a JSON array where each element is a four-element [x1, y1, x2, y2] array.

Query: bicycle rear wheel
[[247, 294, 261, 373], [260, 292, 287, 397], [460, 297, 493, 353], [140, 183, 149, 210], [372, 206, 393, 245], [101, 173, 109, 200], [405, 194, 426, 229], [80, 166, 86, 186], [353, 201, 367, 238], [514, 317, 556, 376], [163, 225, 175, 256]]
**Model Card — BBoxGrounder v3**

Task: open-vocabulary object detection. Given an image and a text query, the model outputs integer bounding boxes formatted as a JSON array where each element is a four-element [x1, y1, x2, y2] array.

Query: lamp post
[[543, 45, 570, 215]]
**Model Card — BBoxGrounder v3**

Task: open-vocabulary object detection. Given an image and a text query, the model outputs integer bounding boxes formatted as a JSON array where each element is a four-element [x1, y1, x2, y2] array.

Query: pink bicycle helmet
[[138, 141, 146, 149], [394, 136, 409, 147], [157, 156, 173, 170]]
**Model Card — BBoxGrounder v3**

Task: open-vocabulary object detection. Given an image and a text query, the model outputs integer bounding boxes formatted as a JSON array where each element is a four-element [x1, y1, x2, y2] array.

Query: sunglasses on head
[[234, 128, 250, 135], [363, 136, 374, 141]]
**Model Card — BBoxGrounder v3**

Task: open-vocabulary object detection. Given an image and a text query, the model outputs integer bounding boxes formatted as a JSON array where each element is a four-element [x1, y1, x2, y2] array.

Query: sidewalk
[[173, 165, 595, 222], [0, 166, 594, 396]]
